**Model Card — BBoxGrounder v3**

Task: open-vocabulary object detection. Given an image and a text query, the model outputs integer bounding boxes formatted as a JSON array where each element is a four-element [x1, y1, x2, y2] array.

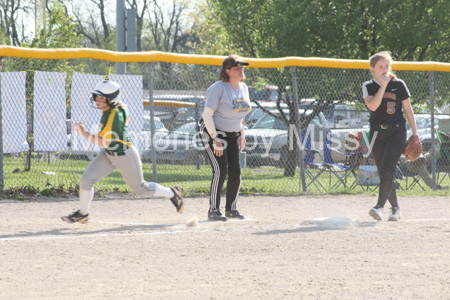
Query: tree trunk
[[283, 130, 300, 177], [284, 147, 299, 177]]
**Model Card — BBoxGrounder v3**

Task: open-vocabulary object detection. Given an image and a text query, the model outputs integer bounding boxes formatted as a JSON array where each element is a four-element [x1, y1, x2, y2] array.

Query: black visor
[[92, 89, 120, 100], [230, 61, 249, 68]]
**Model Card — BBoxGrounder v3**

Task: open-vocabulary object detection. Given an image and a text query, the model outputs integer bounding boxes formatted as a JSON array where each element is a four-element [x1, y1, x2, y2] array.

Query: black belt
[[217, 130, 241, 139], [371, 124, 403, 130], [105, 149, 126, 156]]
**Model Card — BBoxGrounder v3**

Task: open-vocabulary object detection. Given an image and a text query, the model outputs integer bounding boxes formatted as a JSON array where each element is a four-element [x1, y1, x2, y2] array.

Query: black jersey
[[362, 78, 411, 126]]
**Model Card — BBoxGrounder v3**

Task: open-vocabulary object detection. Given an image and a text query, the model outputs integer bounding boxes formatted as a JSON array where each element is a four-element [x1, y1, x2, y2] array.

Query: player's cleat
[[388, 207, 401, 221], [369, 206, 383, 221], [225, 210, 245, 219], [208, 209, 227, 221], [170, 185, 184, 213], [61, 210, 89, 224]]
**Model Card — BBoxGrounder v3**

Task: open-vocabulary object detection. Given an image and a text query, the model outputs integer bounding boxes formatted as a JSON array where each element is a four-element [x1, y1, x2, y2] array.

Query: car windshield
[[249, 88, 269, 101], [269, 90, 278, 101], [297, 103, 334, 120], [252, 113, 320, 130], [247, 108, 264, 121], [143, 118, 166, 130], [166, 123, 196, 139]]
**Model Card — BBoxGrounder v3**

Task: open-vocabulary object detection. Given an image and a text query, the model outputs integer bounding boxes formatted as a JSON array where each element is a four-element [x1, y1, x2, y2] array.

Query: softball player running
[[199, 55, 251, 221], [362, 51, 419, 221], [62, 80, 184, 223]]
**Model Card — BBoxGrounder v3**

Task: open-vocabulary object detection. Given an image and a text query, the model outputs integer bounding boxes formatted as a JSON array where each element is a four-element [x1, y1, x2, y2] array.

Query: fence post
[[429, 71, 436, 191], [291, 66, 306, 192], [148, 62, 157, 182], [116, 0, 126, 74], [0, 57, 3, 191], [195, 102, 201, 170]]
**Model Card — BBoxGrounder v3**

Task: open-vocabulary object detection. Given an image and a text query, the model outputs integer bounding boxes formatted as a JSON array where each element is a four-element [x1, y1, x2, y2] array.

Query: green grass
[[1, 155, 449, 198]]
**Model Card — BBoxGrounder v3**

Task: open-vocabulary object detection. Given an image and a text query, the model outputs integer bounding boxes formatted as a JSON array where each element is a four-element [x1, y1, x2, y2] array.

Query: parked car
[[246, 107, 266, 129], [244, 107, 372, 167], [296, 102, 366, 127], [410, 113, 450, 152], [137, 116, 169, 153], [144, 95, 205, 130], [248, 86, 279, 102], [246, 100, 361, 129], [244, 109, 330, 167], [142, 122, 207, 165], [245, 102, 288, 128]]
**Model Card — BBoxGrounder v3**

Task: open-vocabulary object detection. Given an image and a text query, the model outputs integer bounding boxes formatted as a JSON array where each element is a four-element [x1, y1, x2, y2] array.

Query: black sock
[[387, 182, 399, 208], [376, 179, 394, 208]]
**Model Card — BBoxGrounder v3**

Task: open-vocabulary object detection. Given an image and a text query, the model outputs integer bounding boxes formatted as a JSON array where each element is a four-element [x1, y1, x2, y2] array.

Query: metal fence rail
[[1, 48, 450, 194]]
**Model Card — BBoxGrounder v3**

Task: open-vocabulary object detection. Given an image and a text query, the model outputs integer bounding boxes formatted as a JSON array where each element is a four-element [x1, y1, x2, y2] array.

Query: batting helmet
[[91, 80, 121, 108]]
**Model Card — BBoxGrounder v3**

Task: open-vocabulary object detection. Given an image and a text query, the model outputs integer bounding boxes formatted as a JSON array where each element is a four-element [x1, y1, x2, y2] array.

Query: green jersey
[[99, 106, 131, 152]]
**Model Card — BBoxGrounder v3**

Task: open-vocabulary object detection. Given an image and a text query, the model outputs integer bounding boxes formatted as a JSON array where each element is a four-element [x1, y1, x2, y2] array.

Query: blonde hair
[[219, 54, 246, 82], [369, 51, 397, 80]]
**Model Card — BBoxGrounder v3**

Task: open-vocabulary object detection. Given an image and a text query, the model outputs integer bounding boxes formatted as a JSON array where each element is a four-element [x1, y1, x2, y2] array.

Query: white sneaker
[[388, 207, 401, 221], [369, 206, 383, 221]]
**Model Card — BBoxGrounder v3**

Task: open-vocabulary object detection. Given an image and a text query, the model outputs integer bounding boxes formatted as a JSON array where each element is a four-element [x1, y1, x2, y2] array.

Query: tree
[[0, 26, 10, 44], [141, 0, 199, 52], [0, 0, 33, 45], [21, 1, 84, 110], [5, 1, 85, 169], [250, 84, 334, 176], [201, 0, 450, 115], [205, 0, 450, 62], [68, 0, 115, 49], [68, 0, 200, 53], [26, 1, 82, 48], [138, 0, 201, 90], [194, 0, 275, 57], [126, 0, 150, 52], [376, 0, 450, 62]]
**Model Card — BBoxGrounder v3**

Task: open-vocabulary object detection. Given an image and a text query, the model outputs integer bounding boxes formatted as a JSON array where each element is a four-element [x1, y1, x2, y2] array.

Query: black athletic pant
[[199, 119, 242, 212], [370, 125, 407, 208]]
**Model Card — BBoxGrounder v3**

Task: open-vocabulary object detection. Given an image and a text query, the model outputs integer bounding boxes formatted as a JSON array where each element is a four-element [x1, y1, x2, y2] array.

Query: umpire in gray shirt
[[199, 54, 251, 221]]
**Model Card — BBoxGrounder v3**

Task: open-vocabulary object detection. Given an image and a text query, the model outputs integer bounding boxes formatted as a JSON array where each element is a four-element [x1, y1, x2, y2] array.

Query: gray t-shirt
[[205, 80, 251, 132]]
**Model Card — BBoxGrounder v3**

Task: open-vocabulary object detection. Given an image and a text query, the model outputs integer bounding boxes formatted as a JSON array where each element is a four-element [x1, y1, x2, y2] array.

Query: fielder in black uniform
[[362, 51, 419, 221]]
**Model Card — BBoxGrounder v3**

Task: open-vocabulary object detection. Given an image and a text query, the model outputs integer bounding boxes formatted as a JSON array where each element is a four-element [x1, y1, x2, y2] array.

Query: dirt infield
[[1, 193, 450, 299]]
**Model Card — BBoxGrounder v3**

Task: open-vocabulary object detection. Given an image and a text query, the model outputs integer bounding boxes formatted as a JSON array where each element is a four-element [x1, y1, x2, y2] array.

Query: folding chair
[[300, 129, 329, 193], [346, 131, 364, 167], [346, 130, 381, 191], [435, 131, 450, 186], [321, 130, 361, 190], [302, 129, 360, 191], [394, 161, 425, 191]]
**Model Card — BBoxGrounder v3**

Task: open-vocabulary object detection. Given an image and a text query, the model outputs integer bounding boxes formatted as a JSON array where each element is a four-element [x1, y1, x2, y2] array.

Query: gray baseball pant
[[78, 145, 156, 213]]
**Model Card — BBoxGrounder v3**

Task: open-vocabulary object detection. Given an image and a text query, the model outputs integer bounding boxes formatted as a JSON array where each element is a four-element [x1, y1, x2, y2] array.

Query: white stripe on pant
[[199, 119, 241, 212]]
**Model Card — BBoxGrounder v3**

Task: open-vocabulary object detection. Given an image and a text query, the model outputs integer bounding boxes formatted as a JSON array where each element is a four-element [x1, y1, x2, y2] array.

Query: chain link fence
[[1, 54, 450, 195]]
